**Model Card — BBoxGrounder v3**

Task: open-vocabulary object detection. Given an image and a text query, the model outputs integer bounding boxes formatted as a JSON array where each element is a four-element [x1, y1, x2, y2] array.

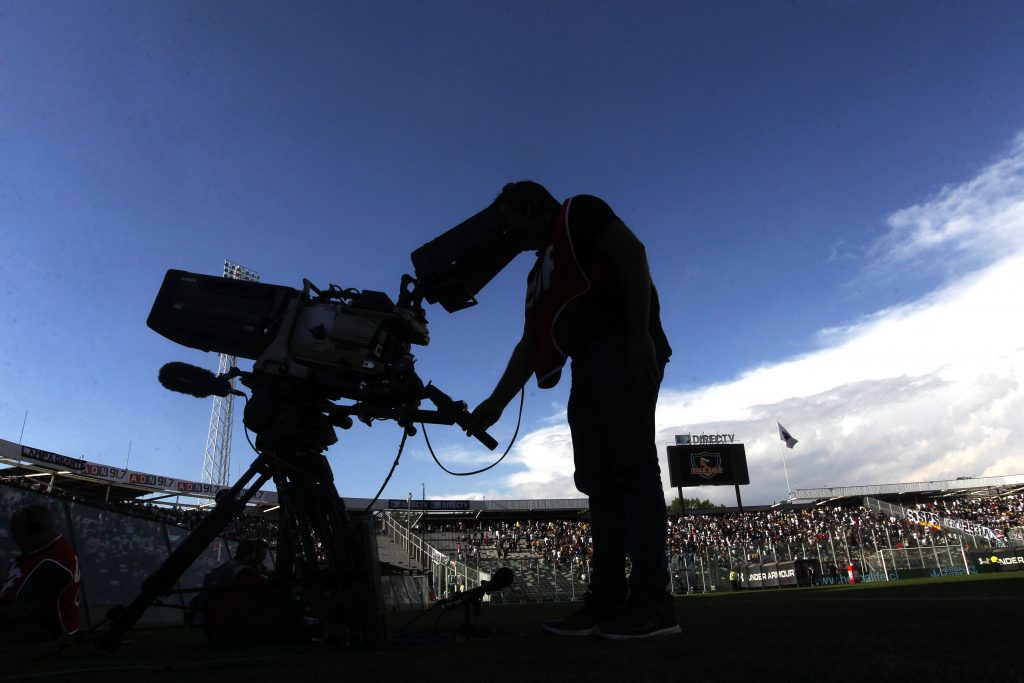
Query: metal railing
[[380, 512, 487, 598]]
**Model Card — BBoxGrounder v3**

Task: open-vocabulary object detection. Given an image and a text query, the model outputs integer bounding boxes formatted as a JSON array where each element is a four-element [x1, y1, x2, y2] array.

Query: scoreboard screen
[[667, 443, 750, 487]]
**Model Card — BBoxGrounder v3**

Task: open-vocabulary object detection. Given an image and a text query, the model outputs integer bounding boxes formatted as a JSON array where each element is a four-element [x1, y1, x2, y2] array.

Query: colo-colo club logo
[[690, 452, 725, 480]]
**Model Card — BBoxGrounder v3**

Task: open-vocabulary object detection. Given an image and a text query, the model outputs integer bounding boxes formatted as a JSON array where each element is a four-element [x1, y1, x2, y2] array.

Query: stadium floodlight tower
[[200, 260, 260, 487]]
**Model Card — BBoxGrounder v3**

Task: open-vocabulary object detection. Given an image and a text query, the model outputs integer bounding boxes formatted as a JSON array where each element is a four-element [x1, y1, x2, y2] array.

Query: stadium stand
[[3, 435, 1022, 620]]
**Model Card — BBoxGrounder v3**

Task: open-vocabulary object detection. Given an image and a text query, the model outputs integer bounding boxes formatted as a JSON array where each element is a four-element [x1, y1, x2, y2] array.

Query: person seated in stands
[[209, 539, 269, 583], [192, 539, 312, 645], [190, 539, 269, 620], [0, 505, 81, 642]]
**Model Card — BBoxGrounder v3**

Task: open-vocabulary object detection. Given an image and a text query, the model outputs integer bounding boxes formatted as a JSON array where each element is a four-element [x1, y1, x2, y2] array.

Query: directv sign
[[675, 434, 736, 446], [667, 443, 750, 487], [386, 500, 471, 511]]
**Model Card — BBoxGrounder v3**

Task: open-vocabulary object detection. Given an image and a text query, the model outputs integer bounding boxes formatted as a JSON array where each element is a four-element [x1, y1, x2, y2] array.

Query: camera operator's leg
[[616, 397, 670, 604], [569, 370, 628, 604], [573, 334, 678, 639], [541, 355, 626, 636], [584, 488, 627, 602]]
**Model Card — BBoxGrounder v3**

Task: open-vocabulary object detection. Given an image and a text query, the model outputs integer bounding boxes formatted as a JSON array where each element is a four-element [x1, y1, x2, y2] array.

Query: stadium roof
[[0, 463, 153, 502], [790, 474, 1024, 502], [5, 437, 1023, 513], [0, 437, 595, 513]]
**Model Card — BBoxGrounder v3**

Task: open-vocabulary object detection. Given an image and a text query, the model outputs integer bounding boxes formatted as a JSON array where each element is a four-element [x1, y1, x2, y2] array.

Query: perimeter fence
[[386, 495, 1019, 601]]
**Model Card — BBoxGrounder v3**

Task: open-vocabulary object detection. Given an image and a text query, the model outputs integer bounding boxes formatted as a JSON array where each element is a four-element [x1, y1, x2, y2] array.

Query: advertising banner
[[966, 548, 1023, 572], [13, 441, 278, 504], [760, 562, 781, 588], [19, 446, 87, 473], [747, 563, 763, 589], [904, 508, 1003, 543], [734, 560, 811, 589], [385, 499, 471, 511], [776, 561, 799, 587], [990, 547, 1024, 572]]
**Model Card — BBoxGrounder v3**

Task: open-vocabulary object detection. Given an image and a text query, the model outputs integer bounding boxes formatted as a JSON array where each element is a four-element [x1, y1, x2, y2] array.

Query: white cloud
[[478, 134, 1024, 505], [873, 132, 1024, 265], [430, 489, 508, 501], [411, 440, 504, 467], [502, 425, 578, 499]]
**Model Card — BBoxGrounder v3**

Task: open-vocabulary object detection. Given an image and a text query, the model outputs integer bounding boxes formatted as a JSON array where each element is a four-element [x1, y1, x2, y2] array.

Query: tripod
[[101, 372, 491, 650]]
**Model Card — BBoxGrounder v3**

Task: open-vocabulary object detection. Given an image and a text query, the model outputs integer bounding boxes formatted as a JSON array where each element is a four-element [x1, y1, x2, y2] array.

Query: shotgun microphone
[[158, 362, 242, 398]]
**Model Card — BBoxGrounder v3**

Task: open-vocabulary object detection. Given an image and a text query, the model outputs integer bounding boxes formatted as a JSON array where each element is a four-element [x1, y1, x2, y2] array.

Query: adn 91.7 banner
[[667, 443, 750, 487]]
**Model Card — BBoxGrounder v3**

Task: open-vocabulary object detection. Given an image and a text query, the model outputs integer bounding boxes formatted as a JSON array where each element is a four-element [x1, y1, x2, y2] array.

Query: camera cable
[[420, 387, 524, 476], [362, 431, 409, 513]]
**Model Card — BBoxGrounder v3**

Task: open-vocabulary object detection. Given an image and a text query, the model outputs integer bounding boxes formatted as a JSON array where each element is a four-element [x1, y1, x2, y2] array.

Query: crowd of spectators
[[420, 492, 1023, 568], [913, 492, 1024, 530], [665, 505, 951, 560], [420, 507, 941, 567], [473, 520, 590, 565]]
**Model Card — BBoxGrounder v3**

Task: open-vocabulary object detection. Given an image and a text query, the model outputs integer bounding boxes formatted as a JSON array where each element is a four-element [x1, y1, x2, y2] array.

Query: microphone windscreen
[[159, 362, 229, 398]]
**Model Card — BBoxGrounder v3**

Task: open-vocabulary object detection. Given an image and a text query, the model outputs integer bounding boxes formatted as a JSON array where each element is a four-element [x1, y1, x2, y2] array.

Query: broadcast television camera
[[146, 203, 519, 422]]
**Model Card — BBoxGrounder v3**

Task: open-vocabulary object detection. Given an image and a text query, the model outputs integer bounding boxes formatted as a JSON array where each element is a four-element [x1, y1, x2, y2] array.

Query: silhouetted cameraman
[[469, 181, 678, 639]]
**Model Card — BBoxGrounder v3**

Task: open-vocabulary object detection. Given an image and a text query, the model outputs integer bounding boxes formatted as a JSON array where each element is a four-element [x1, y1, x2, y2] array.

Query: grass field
[[4, 573, 1022, 682]]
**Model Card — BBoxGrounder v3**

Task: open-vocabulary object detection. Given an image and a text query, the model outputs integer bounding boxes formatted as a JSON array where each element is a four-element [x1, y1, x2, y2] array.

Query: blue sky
[[2, 1, 1023, 505]]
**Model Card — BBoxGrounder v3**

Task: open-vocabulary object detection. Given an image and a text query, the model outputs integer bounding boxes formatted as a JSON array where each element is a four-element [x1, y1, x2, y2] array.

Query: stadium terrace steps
[[375, 530, 421, 570], [476, 559, 587, 603]]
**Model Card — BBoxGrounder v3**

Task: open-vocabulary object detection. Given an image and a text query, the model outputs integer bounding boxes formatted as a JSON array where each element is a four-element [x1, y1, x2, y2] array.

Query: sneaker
[[594, 598, 681, 640], [542, 595, 624, 637]]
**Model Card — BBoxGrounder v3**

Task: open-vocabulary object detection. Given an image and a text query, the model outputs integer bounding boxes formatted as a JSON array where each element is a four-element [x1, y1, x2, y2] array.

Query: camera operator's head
[[493, 180, 559, 252]]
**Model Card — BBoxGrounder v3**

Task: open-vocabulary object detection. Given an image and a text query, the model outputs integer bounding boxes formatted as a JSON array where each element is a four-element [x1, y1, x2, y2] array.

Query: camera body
[[147, 270, 430, 403]]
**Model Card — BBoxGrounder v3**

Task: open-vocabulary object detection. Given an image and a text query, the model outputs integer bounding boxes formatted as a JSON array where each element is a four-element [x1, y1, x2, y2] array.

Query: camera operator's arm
[[469, 319, 535, 432], [595, 220, 660, 391]]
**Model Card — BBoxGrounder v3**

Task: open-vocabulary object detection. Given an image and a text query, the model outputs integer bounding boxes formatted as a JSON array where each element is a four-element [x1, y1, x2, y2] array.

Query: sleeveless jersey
[[0, 535, 81, 635], [526, 197, 589, 388]]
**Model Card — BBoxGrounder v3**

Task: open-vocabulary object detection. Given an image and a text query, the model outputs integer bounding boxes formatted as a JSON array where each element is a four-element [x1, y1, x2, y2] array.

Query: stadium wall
[[0, 483, 435, 631], [0, 483, 242, 629]]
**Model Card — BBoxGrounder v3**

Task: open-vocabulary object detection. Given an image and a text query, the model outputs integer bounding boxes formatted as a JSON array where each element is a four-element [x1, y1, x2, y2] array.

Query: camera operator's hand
[[468, 397, 506, 434], [467, 327, 532, 438]]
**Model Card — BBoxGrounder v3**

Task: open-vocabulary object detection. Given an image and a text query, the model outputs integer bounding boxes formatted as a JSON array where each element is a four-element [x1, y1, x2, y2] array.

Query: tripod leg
[[274, 453, 387, 646], [99, 459, 275, 650], [272, 470, 295, 579]]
